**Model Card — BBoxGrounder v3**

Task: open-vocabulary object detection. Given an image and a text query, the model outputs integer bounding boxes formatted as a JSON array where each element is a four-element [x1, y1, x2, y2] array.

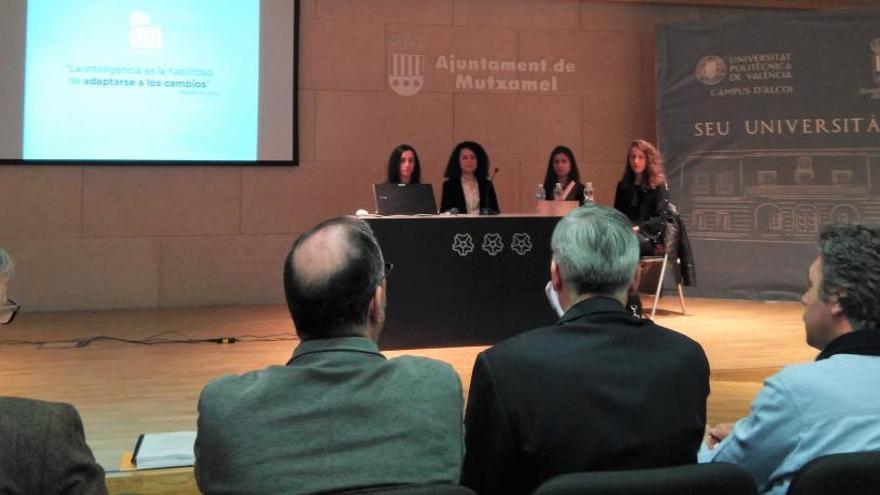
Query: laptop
[[373, 183, 437, 215]]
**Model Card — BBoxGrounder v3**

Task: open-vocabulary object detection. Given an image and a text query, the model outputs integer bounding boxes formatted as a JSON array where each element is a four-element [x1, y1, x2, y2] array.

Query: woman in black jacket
[[440, 141, 499, 214], [613, 139, 668, 255]]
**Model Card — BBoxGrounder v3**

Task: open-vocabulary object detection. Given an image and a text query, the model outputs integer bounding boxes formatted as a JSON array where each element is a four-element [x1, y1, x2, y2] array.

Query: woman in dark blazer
[[439, 141, 499, 214]]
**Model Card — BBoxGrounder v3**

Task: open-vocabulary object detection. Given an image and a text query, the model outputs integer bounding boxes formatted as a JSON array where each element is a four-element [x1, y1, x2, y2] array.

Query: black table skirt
[[367, 215, 560, 349]]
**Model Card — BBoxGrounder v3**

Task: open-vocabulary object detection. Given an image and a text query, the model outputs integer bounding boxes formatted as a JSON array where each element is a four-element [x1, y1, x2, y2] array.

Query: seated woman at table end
[[613, 139, 668, 256], [439, 141, 500, 215]]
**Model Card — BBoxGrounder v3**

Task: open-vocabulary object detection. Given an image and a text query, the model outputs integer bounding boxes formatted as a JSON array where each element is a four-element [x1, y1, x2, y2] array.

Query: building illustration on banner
[[859, 38, 880, 99], [872, 38, 880, 84], [674, 149, 880, 243]]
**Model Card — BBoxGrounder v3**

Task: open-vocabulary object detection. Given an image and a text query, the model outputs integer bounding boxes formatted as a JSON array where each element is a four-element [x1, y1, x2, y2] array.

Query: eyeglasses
[[0, 299, 20, 325], [380, 262, 394, 283]]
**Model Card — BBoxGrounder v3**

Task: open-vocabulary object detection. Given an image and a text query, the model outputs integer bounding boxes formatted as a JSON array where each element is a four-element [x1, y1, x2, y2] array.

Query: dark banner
[[657, 8, 880, 299]]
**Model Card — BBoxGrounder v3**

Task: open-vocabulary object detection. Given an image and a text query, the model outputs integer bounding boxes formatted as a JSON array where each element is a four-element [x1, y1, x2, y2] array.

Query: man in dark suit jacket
[[461, 205, 710, 495], [195, 217, 463, 495], [0, 398, 108, 495], [0, 248, 107, 495]]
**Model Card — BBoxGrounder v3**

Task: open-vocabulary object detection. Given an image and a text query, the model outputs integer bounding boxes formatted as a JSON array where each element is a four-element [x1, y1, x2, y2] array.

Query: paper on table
[[131, 430, 197, 469]]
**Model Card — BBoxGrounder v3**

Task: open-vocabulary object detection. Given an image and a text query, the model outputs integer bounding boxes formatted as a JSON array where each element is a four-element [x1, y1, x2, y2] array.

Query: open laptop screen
[[373, 183, 437, 215]]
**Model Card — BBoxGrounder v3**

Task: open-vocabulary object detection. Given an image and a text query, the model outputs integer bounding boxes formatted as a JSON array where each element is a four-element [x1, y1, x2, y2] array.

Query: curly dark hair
[[443, 141, 490, 180], [818, 223, 880, 330]]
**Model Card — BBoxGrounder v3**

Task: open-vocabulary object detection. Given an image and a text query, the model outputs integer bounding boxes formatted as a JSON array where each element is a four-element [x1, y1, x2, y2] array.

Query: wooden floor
[[0, 297, 814, 492]]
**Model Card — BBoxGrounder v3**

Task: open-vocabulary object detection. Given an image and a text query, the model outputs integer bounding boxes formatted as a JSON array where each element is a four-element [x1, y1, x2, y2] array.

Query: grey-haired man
[[0, 248, 107, 495], [462, 205, 709, 495]]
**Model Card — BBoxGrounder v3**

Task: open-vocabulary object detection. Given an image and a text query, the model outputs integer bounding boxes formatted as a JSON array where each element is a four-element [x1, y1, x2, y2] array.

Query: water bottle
[[535, 184, 546, 213], [535, 184, 545, 201], [553, 182, 564, 201], [584, 182, 594, 204]]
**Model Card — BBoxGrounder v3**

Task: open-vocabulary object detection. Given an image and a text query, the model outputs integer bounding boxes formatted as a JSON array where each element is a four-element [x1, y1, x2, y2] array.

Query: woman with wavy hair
[[542, 145, 585, 205], [439, 141, 499, 214], [613, 139, 668, 254], [385, 144, 421, 185]]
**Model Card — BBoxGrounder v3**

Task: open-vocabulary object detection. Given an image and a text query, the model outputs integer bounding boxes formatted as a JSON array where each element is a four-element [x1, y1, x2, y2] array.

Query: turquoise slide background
[[24, 0, 260, 160]]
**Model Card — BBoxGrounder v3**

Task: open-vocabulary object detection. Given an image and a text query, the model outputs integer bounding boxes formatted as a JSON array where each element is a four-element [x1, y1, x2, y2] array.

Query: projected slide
[[23, 0, 260, 161]]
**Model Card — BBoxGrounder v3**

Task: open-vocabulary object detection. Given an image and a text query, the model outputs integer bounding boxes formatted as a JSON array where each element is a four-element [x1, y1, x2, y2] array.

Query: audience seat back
[[333, 483, 477, 494], [787, 451, 880, 495], [532, 462, 757, 495]]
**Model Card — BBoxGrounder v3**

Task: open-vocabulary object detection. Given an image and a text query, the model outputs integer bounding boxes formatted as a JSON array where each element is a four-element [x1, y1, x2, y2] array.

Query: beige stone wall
[[1, 0, 785, 311]]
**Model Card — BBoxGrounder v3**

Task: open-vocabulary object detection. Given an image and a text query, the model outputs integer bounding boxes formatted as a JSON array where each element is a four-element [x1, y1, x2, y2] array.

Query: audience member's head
[[0, 248, 17, 325], [0, 248, 12, 299], [543, 145, 581, 189], [386, 144, 421, 184], [802, 223, 880, 349], [283, 217, 387, 341], [550, 205, 639, 308], [444, 141, 490, 180], [623, 139, 666, 189]]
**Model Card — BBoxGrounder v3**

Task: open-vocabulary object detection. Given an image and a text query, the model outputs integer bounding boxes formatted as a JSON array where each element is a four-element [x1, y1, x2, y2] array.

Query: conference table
[[366, 214, 560, 349]]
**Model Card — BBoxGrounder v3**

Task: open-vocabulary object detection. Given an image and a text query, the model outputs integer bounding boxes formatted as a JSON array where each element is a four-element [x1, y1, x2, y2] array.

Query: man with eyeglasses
[[0, 300, 18, 325], [194, 217, 464, 495], [0, 247, 108, 494]]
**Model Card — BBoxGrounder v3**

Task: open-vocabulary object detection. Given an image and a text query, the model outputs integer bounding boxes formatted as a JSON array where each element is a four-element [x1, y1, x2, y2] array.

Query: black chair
[[787, 452, 880, 495], [637, 201, 694, 319], [334, 483, 477, 494], [532, 463, 757, 495]]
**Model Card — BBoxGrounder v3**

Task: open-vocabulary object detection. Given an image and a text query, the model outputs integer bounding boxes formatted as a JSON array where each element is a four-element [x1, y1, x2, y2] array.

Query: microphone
[[480, 167, 501, 215]]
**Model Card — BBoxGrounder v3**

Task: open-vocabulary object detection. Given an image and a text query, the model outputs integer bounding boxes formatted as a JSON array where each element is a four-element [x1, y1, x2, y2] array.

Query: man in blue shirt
[[700, 223, 880, 494]]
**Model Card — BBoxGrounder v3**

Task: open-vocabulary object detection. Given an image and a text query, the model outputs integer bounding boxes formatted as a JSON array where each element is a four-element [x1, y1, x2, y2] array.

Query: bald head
[[292, 224, 353, 292], [283, 217, 386, 340]]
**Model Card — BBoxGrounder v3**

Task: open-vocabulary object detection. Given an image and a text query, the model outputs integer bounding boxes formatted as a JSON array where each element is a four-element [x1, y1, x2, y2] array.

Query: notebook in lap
[[373, 183, 437, 215]]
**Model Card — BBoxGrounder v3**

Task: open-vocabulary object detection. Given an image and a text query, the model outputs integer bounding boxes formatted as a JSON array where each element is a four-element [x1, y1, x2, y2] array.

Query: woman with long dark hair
[[613, 139, 668, 254], [386, 144, 421, 184], [542, 145, 585, 205], [439, 141, 499, 214]]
